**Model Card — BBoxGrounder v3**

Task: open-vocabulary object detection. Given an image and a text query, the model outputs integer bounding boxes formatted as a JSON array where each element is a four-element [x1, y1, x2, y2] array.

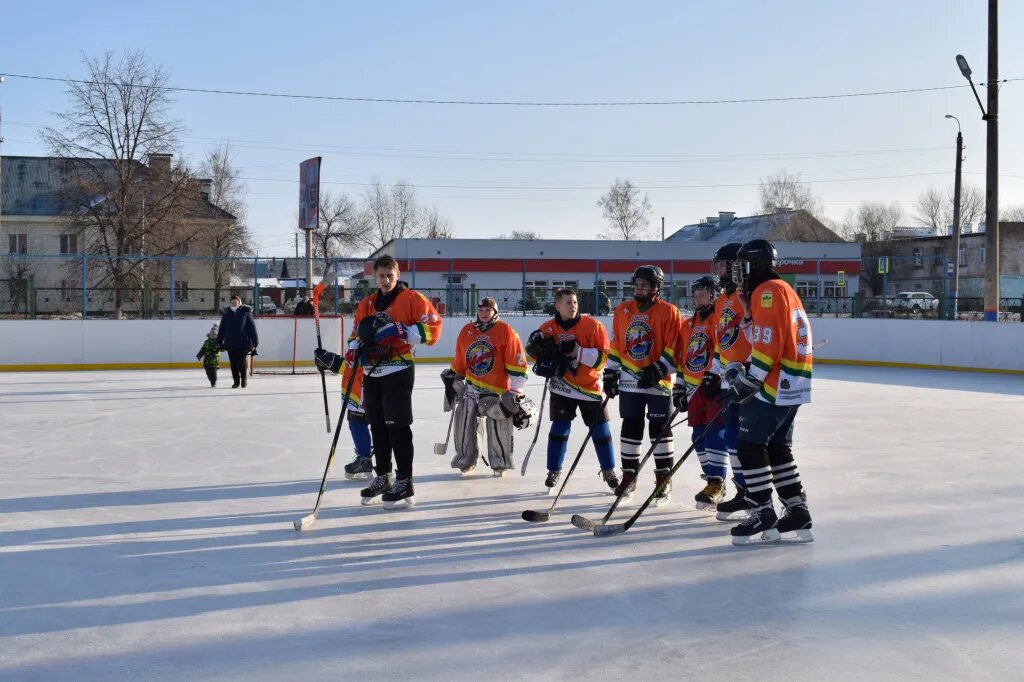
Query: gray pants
[[450, 389, 515, 472]]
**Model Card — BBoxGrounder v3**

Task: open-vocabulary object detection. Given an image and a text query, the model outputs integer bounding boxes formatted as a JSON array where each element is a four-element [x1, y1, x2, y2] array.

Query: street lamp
[[944, 114, 963, 319], [953, 2, 999, 321]]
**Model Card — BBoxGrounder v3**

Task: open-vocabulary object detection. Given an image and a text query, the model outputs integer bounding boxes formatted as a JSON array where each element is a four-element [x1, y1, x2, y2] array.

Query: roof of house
[[1, 156, 235, 221], [665, 209, 841, 243]]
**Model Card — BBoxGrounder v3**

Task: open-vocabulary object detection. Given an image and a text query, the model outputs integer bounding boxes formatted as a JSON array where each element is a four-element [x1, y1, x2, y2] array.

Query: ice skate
[[599, 468, 620, 493], [694, 476, 725, 511], [614, 469, 636, 505], [715, 481, 752, 521], [360, 472, 394, 506], [730, 503, 780, 546], [544, 469, 561, 494], [382, 477, 415, 510], [776, 498, 814, 543], [653, 469, 672, 507], [343, 455, 374, 481]]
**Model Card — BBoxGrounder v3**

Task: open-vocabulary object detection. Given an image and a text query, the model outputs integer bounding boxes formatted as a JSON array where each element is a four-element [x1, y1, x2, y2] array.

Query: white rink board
[[0, 366, 1022, 680]]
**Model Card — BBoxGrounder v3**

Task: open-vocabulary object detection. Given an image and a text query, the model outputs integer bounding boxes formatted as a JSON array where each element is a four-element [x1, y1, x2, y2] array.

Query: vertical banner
[[298, 157, 322, 230]]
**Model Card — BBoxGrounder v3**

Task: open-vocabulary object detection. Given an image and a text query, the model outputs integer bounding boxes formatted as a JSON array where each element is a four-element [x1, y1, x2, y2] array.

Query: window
[[933, 246, 944, 266], [823, 281, 846, 298], [912, 247, 923, 267], [551, 280, 578, 296], [980, 245, 986, 265], [174, 281, 190, 302], [622, 282, 634, 300], [60, 234, 78, 255], [795, 280, 817, 299], [444, 274, 464, 285], [61, 279, 80, 302], [523, 280, 547, 300], [8, 233, 27, 254], [959, 246, 967, 266]]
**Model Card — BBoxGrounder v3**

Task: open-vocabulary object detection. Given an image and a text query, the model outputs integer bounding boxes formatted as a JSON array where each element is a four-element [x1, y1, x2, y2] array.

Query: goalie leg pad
[[485, 415, 516, 471], [450, 393, 484, 471]]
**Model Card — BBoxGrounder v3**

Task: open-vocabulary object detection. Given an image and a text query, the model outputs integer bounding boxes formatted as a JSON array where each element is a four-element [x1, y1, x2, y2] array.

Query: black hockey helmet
[[691, 274, 720, 313], [711, 242, 743, 288], [631, 265, 664, 290], [712, 242, 742, 263], [736, 239, 778, 291]]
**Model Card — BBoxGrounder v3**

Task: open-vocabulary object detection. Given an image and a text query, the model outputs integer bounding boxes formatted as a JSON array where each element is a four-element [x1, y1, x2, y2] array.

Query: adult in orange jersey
[[443, 297, 532, 476], [315, 255, 443, 509], [604, 265, 681, 506], [527, 288, 617, 493], [704, 242, 754, 521], [727, 239, 814, 545]]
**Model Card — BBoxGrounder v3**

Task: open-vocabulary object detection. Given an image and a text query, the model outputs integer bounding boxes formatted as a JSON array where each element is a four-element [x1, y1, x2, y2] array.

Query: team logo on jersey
[[466, 338, 496, 377], [684, 330, 712, 373], [761, 292, 774, 308], [624, 319, 654, 361], [719, 307, 739, 351]]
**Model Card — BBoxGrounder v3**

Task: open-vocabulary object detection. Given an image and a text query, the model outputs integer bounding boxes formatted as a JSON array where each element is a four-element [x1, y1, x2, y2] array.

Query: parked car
[[892, 291, 939, 315]]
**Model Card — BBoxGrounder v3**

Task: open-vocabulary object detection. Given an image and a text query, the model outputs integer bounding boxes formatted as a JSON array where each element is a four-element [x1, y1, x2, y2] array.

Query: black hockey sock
[[737, 440, 772, 506], [620, 417, 644, 472], [768, 443, 804, 501], [371, 423, 393, 474], [390, 425, 415, 479], [650, 419, 674, 472]]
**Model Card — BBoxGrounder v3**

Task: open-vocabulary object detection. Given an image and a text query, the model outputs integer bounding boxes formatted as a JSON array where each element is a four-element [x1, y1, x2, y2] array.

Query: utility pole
[[295, 232, 298, 259], [984, 0, 999, 321], [946, 115, 963, 319], [661, 216, 665, 241]]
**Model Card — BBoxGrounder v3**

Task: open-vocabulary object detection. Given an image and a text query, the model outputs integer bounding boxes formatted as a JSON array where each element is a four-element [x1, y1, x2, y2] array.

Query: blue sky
[[1, 0, 1021, 254]]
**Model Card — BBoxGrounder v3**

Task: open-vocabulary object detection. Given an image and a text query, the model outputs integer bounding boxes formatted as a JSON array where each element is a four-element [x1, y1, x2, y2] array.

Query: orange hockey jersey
[[534, 315, 609, 401], [711, 289, 753, 375], [349, 284, 443, 377], [746, 278, 813, 406], [607, 298, 680, 396], [676, 310, 717, 393], [451, 319, 528, 395]]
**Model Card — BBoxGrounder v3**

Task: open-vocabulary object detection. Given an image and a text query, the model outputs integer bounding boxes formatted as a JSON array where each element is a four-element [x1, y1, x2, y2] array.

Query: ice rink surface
[[1, 365, 1022, 681]]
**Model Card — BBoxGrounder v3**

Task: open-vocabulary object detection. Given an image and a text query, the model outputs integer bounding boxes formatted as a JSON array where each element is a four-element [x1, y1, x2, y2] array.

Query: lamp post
[[955, 0, 999, 321], [944, 114, 963, 319]]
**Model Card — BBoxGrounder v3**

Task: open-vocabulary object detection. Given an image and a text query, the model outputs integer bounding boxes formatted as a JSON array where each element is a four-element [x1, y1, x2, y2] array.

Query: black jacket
[[217, 305, 259, 351]]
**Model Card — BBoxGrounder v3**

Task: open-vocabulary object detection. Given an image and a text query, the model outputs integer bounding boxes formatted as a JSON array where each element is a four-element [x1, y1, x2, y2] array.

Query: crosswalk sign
[[836, 270, 846, 286], [877, 257, 889, 274]]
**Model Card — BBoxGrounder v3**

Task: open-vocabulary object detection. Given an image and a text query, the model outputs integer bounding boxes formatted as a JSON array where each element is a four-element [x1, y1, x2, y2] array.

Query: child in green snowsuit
[[197, 324, 222, 387]]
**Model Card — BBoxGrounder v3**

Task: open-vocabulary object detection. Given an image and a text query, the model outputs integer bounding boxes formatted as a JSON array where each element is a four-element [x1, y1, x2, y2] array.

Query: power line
[[2, 71, 1021, 107]]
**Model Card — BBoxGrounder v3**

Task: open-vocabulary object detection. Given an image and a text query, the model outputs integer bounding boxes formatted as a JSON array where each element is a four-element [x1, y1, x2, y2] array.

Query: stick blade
[[593, 522, 627, 538], [521, 509, 550, 523], [570, 514, 596, 531], [294, 512, 318, 531], [433, 443, 447, 455]]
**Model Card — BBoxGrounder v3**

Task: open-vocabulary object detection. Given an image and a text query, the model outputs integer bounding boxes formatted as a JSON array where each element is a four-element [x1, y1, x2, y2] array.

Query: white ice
[[1, 366, 1022, 681]]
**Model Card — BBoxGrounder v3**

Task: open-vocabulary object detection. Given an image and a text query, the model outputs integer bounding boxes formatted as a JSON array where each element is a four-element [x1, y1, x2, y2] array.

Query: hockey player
[[705, 242, 754, 521], [674, 274, 731, 510], [338, 356, 374, 481], [441, 297, 533, 477], [526, 288, 617, 493], [727, 238, 814, 545], [315, 254, 442, 510], [605, 266, 681, 506]]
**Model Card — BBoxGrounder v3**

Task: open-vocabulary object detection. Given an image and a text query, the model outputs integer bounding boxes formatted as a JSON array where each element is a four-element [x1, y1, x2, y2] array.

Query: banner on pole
[[298, 157, 322, 230]]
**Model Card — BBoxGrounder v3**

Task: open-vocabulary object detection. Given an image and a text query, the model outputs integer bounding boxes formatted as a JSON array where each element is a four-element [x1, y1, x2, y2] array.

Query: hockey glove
[[602, 368, 619, 399], [314, 348, 342, 374], [700, 372, 721, 400], [533, 358, 562, 378], [356, 316, 379, 346], [725, 363, 762, 401], [373, 321, 407, 343], [196, 353, 203, 361], [526, 331, 561, 362], [672, 381, 688, 411], [636, 362, 669, 389]]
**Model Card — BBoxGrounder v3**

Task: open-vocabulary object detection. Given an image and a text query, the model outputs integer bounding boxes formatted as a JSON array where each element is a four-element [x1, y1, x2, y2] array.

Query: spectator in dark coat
[[218, 294, 259, 388]]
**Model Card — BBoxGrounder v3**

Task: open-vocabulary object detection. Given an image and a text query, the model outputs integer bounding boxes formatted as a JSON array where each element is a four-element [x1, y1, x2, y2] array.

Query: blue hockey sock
[[348, 417, 372, 459], [546, 420, 572, 471], [591, 421, 615, 470]]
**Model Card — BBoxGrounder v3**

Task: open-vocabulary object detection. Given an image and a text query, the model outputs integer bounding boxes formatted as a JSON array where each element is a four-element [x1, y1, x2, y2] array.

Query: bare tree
[[497, 230, 542, 240], [421, 206, 454, 239], [0, 235, 39, 315], [199, 143, 252, 311], [41, 51, 199, 318], [312, 189, 364, 257], [836, 201, 905, 295], [596, 178, 653, 240], [758, 170, 823, 217], [1002, 205, 1024, 222], [914, 184, 985, 234]]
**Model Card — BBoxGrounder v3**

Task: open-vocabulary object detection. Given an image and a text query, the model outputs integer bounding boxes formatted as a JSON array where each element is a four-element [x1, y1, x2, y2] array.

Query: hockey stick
[[519, 378, 548, 475], [521, 395, 611, 523], [311, 269, 338, 433], [293, 353, 380, 532], [592, 394, 754, 537], [434, 400, 458, 455], [569, 403, 685, 532]]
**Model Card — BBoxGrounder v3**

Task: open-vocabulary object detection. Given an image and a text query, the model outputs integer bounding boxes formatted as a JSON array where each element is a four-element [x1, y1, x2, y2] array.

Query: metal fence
[[1, 252, 1021, 322]]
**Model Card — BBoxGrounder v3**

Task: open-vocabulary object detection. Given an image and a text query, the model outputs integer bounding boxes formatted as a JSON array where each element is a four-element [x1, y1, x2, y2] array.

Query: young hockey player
[[705, 242, 754, 521], [526, 288, 616, 493], [339, 357, 374, 481], [674, 275, 731, 510], [441, 297, 534, 477], [604, 266, 681, 506], [196, 324, 221, 387], [727, 238, 814, 545], [315, 255, 442, 509]]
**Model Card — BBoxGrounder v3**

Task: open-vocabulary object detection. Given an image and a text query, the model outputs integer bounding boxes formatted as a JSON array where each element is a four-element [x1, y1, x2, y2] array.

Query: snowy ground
[[0, 365, 1022, 681]]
